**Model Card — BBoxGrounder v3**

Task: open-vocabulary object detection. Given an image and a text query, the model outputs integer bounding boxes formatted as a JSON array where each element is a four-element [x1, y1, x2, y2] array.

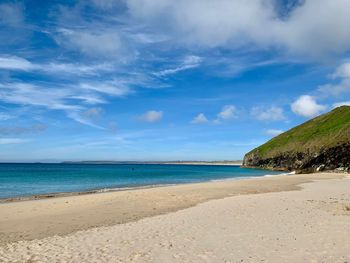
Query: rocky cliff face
[[243, 142, 350, 173], [242, 106, 350, 173]]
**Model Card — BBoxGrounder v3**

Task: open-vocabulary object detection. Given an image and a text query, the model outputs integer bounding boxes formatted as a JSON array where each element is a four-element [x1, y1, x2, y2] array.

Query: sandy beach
[[1, 172, 350, 262]]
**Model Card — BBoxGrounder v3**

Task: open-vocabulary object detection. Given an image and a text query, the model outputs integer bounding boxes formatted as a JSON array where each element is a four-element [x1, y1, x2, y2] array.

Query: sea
[[0, 163, 283, 199]]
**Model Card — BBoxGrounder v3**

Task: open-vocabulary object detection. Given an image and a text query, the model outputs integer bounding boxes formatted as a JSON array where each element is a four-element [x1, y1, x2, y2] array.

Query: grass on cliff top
[[247, 106, 350, 158]]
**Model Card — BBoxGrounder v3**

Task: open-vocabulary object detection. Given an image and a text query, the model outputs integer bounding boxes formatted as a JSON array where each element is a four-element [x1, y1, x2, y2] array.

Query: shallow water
[[0, 163, 282, 198]]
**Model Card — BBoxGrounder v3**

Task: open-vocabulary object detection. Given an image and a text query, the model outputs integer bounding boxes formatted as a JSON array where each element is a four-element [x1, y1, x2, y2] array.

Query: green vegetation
[[247, 106, 350, 159]]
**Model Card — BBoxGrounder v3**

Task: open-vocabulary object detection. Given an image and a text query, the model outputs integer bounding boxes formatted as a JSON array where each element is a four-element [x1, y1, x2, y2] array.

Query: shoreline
[[0, 172, 345, 245], [0, 183, 178, 204], [58, 161, 243, 165], [0, 170, 286, 204]]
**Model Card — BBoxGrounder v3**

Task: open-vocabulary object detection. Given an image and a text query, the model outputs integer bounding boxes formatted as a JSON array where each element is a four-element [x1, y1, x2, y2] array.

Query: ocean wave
[[210, 171, 294, 183], [263, 171, 295, 177]]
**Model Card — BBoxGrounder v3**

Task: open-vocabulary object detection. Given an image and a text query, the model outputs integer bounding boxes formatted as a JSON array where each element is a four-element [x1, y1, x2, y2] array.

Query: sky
[[0, 0, 350, 162]]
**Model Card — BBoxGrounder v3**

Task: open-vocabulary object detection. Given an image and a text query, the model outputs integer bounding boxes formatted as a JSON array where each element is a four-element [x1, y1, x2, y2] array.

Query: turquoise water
[[0, 163, 282, 199]]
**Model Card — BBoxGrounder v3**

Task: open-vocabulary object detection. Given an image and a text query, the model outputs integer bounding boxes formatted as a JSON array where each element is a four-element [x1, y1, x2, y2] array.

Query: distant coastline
[[61, 160, 243, 166]]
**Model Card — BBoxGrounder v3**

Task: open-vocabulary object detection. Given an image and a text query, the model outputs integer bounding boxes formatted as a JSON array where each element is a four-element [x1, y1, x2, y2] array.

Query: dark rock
[[242, 143, 350, 173]]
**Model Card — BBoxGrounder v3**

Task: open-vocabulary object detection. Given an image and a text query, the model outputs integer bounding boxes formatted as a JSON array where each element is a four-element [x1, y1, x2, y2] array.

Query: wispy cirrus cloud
[[67, 107, 104, 128], [154, 55, 202, 77], [0, 80, 129, 127], [67, 110, 105, 129], [0, 55, 115, 75], [0, 82, 80, 111], [0, 124, 47, 135], [79, 81, 132, 97], [0, 138, 29, 145], [0, 56, 33, 70]]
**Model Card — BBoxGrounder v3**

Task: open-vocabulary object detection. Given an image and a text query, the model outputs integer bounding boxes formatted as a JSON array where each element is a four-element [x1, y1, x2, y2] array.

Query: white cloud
[[191, 113, 208, 124], [70, 94, 106, 105], [0, 82, 80, 111], [79, 81, 131, 97], [138, 110, 163, 123], [0, 56, 33, 70], [265, 129, 284, 137], [126, 0, 350, 57], [57, 28, 130, 59], [291, 95, 326, 118], [217, 105, 237, 120], [318, 62, 350, 96], [251, 106, 285, 121], [45, 62, 115, 75], [0, 138, 29, 145], [333, 101, 350, 108], [0, 55, 115, 75], [331, 62, 350, 79], [0, 80, 132, 110], [154, 55, 202, 77], [0, 81, 125, 128], [127, 0, 274, 48]]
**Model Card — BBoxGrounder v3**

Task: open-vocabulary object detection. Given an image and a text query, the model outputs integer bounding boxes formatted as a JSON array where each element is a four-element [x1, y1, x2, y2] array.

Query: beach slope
[[0, 173, 350, 262]]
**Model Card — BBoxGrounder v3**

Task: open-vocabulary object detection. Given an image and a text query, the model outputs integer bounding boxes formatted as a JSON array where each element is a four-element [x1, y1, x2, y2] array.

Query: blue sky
[[0, 0, 350, 162]]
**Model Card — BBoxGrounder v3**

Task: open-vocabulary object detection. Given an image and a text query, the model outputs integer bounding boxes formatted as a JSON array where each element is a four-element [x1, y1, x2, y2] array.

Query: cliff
[[242, 106, 350, 173]]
